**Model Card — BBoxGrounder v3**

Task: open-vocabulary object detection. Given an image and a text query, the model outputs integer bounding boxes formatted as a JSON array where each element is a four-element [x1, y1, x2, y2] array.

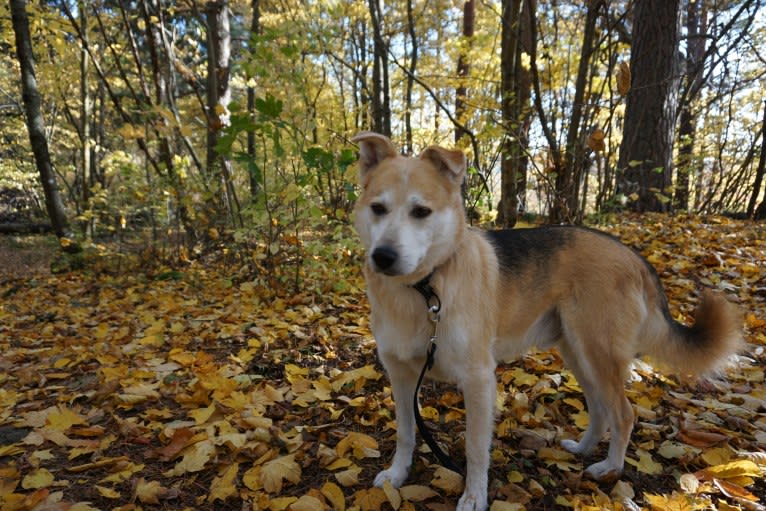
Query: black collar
[[411, 271, 441, 313]]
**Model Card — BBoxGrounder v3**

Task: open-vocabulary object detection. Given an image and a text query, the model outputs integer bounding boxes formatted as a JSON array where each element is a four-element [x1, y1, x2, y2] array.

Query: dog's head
[[352, 132, 467, 279]]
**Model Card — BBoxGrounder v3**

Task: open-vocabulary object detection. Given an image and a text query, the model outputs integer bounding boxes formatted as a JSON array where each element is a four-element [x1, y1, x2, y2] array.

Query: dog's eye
[[370, 203, 388, 216], [411, 206, 432, 219]]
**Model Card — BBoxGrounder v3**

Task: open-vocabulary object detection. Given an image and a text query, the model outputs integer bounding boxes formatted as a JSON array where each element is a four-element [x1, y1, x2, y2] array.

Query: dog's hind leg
[[374, 360, 419, 488], [558, 343, 608, 456], [558, 319, 636, 481]]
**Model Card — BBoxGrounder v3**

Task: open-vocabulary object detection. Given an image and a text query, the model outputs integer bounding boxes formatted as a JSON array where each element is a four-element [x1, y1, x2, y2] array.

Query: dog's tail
[[649, 289, 743, 376]]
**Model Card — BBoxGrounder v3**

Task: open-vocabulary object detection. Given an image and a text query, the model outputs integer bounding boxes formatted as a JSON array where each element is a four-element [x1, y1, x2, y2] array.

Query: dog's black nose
[[372, 246, 397, 271]]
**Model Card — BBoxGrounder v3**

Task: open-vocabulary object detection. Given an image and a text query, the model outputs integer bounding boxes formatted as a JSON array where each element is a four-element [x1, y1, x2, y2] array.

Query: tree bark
[[674, 0, 707, 211], [404, 0, 418, 154], [454, 0, 475, 145], [549, 0, 603, 223], [497, 0, 533, 228], [247, 0, 261, 196], [9, 0, 71, 240], [616, 0, 682, 213], [367, 0, 390, 136], [206, 0, 240, 227], [748, 101, 766, 219]]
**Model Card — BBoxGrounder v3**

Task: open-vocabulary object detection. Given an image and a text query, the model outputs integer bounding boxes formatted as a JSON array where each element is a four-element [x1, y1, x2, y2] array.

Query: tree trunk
[[454, 0, 475, 145], [79, 0, 93, 238], [497, 0, 533, 228], [9, 0, 71, 241], [748, 101, 766, 219], [616, 0, 682, 213], [367, 0, 390, 136], [247, 0, 261, 197], [404, 0, 417, 154], [206, 0, 240, 227], [674, 0, 707, 211], [549, 0, 603, 223]]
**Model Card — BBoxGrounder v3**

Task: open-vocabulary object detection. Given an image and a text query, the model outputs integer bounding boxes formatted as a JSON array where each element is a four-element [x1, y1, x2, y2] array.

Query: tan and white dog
[[351, 132, 742, 511]]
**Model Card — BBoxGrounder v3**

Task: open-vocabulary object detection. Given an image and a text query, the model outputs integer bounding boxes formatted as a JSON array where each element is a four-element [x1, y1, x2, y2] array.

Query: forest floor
[[0, 214, 765, 511]]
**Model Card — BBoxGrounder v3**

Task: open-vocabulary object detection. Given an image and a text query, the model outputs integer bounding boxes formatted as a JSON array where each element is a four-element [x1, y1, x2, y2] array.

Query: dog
[[351, 132, 742, 511]]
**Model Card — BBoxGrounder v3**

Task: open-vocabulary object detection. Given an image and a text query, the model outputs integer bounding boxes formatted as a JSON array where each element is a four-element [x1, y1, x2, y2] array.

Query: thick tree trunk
[[9, 0, 71, 240], [616, 0, 682, 213]]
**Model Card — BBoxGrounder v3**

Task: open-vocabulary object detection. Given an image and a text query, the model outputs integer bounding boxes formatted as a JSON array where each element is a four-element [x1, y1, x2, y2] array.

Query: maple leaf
[[208, 463, 240, 503], [260, 454, 302, 493]]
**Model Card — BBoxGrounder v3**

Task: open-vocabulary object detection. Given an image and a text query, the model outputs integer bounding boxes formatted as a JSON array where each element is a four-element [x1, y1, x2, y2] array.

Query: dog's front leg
[[374, 361, 418, 488], [457, 367, 495, 511]]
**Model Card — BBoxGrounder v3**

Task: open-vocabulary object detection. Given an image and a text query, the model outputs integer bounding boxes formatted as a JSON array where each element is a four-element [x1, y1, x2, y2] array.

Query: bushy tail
[[655, 290, 743, 376]]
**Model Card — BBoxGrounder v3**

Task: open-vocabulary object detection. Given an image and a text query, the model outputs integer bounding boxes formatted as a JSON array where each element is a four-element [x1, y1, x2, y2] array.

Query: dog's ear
[[351, 132, 398, 177], [419, 146, 467, 184]]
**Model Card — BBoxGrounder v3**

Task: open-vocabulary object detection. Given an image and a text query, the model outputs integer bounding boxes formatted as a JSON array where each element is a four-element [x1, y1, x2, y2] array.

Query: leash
[[410, 273, 464, 475]]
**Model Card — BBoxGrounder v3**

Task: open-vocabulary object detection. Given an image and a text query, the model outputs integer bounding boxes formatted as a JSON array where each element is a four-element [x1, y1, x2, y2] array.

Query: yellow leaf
[[21, 468, 54, 489], [628, 449, 663, 475], [208, 463, 239, 502], [353, 487, 388, 511], [399, 484, 438, 502], [135, 478, 168, 505], [430, 466, 464, 495], [46, 406, 86, 431], [643, 492, 692, 511], [320, 481, 346, 511], [290, 495, 326, 511], [163, 440, 215, 476], [331, 365, 382, 391], [188, 403, 216, 425], [95, 485, 120, 499], [382, 480, 401, 510], [336, 432, 380, 460], [335, 465, 362, 487], [261, 454, 301, 493], [490, 502, 525, 511], [267, 496, 297, 510], [700, 459, 764, 480]]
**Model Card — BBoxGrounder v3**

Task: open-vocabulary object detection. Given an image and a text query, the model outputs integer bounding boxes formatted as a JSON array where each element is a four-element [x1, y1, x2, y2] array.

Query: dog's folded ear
[[420, 146, 467, 184], [352, 132, 398, 176]]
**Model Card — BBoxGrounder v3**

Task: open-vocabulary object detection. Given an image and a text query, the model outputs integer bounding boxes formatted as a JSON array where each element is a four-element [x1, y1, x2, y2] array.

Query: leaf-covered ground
[[1, 215, 765, 511]]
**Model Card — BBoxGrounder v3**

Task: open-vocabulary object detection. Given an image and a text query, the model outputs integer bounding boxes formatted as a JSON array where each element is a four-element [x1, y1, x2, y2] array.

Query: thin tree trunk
[[674, 0, 706, 211], [550, 0, 603, 223], [748, 101, 766, 219], [455, 0, 475, 145], [404, 0, 417, 154], [79, 0, 93, 238], [247, 0, 260, 196], [9, 0, 72, 242], [206, 0, 240, 227], [367, 0, 390, 136]]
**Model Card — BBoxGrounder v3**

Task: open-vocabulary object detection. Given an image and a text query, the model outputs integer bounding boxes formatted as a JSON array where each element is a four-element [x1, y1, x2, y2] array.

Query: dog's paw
[[584, 460, 622, 482], [373, 467, 408, 489], [561, 438, 588, 454], [456, 490, 488, 511]]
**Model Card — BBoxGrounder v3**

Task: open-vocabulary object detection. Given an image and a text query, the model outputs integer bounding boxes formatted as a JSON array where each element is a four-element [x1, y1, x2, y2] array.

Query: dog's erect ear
[[351, 132, 398, 177], [419, 146, 467, 184]]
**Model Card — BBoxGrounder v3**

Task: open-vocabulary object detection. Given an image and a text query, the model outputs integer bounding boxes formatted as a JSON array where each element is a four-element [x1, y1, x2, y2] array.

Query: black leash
[[410, 273, 464, 475]]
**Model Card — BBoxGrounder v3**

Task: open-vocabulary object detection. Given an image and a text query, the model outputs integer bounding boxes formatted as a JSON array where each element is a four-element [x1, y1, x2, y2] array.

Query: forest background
[[1, 1, 766, 510]]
